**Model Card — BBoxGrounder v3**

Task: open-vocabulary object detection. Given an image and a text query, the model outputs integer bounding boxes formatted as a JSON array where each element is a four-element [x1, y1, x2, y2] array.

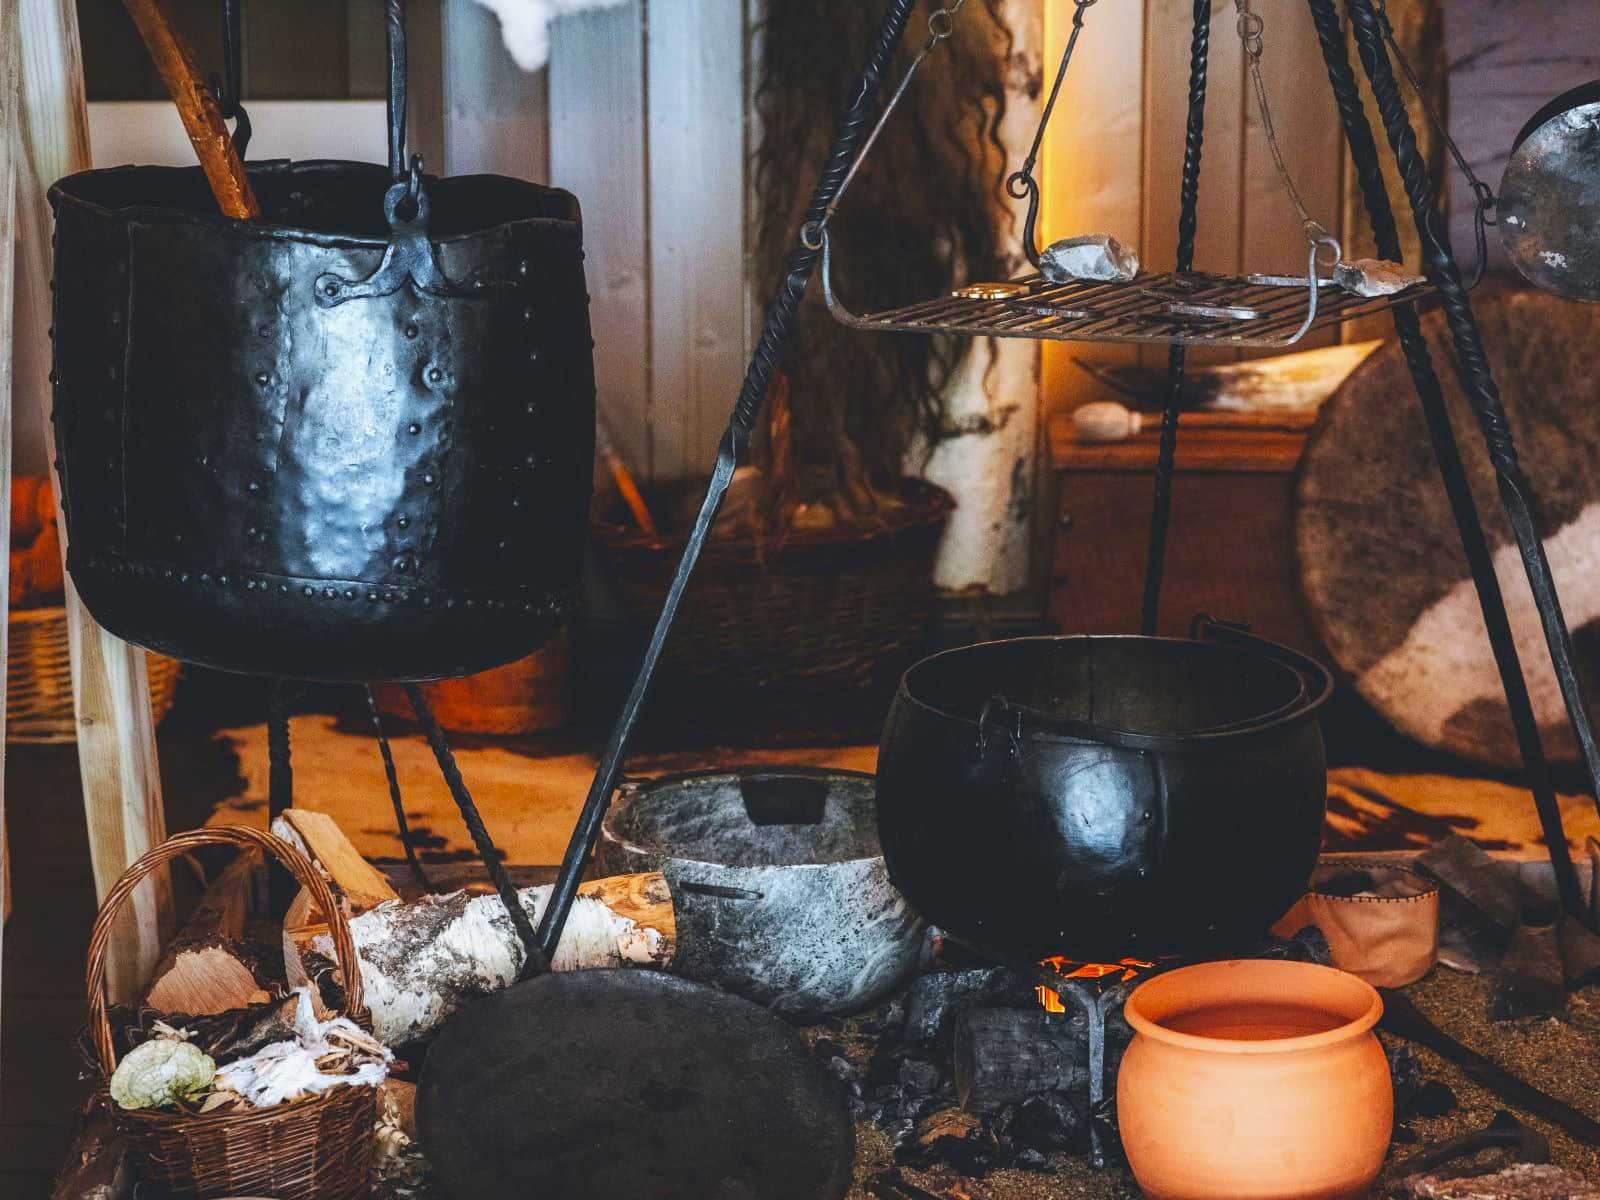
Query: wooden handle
[[595, 414, 658, 537], [87, 826, 363, 1075], [120, 0, 261, 220]]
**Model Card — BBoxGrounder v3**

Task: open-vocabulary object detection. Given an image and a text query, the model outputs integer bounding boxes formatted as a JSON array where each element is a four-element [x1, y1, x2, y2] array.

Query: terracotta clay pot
[[1118, 960, 1391, 1200], [373, 630, 570, 735]]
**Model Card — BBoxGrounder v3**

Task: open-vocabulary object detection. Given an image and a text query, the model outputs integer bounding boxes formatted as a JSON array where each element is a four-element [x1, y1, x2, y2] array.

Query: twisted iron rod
[[1140, 0, 1213, 635]]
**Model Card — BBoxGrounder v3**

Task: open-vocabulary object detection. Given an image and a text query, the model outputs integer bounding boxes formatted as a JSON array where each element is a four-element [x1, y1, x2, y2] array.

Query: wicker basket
[[593, 478, 954, 692], [87, 826, 378, 1200], [8, 606, 181, 744]]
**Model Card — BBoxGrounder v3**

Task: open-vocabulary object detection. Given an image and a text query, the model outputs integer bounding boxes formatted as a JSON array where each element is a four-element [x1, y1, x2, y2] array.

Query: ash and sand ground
[[373, 965, 1599, 1199], [838, 968, 1600, 1200]]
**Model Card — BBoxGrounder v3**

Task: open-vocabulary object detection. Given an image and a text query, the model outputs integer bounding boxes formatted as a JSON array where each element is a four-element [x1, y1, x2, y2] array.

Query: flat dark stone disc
[[417, 969, 854, 1199]]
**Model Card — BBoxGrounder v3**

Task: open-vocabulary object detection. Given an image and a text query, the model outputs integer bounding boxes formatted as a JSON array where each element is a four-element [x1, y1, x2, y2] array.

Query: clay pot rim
[[1124, 959, 1382, 1056]]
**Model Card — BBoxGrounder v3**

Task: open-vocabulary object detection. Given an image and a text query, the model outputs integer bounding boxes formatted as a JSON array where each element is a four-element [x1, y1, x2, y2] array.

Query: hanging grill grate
[[822, 261, 1431, 349], [812, 0, 1437, 351]]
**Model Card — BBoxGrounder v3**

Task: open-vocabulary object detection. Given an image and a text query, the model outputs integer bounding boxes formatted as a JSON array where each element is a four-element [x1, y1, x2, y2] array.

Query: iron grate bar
[[842, 270, 1431, 349]]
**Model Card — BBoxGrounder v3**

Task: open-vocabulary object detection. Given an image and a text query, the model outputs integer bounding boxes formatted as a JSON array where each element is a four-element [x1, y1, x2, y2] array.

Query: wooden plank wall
[[545, 0, 749, 485], [1444, 0, 1599, 277]]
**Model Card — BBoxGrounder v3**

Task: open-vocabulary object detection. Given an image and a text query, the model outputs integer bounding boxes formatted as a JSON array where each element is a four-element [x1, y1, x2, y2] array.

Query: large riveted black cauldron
[[48, 161, 594, 681], [875, 620, 1332, 963]]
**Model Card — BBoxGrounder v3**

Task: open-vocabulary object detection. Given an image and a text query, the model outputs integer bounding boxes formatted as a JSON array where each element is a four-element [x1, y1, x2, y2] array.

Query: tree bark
[[287, 872, 677, 1045]]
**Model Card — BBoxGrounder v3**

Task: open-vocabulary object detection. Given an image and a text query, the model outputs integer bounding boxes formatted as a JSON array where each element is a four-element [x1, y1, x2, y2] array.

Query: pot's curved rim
[[891, 633, 1332, 752], [1123, 959, 1382, 1056], [1509, 79, 1600, 155], [601, 766, 888, 871], [49, 159, 582, 251]]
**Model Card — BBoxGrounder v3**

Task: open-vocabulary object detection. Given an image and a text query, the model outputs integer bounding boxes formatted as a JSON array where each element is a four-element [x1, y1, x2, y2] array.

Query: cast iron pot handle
[[1189, 613, 1333, 708], [315, 0, 473, 307]]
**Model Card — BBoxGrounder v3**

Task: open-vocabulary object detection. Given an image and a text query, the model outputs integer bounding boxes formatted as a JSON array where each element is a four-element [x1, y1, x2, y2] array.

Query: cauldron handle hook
[[975, 694, 1022, 760], [314, 1, 472, 307]]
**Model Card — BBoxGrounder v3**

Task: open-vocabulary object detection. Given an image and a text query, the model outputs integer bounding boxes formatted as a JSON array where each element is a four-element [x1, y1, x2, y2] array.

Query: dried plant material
[[1334, 257, 1426, 297], [1397, 1161, 1599, 1198], [108, 1039, 216, 1111], [199, 992, 304, 1063], [195, 1089, 244, 1115], [1039, 235, 1140, 284], [213, 988, 390, 1108]]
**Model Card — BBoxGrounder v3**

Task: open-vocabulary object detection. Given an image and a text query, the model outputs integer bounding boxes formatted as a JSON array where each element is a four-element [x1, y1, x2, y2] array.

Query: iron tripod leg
[[404, 683, 548, 975], [266, 679, 297, 910], [1141, 0, 1214, 635], [1304, 0, 1587, 918]]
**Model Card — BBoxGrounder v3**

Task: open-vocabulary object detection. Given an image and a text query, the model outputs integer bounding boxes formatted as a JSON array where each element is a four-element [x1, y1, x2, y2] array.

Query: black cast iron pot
[[875, 620, 1333, 963], [47, 160, 595, 681]]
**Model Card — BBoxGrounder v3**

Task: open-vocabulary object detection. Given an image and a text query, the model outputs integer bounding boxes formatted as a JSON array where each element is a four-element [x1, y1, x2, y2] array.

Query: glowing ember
[[1035, 957, 1155, 1012]]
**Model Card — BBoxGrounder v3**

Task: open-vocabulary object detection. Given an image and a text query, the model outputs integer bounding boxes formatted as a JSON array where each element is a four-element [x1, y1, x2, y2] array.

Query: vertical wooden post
[[16, 0, 173, 1002], [1, 0, 22, 1059]]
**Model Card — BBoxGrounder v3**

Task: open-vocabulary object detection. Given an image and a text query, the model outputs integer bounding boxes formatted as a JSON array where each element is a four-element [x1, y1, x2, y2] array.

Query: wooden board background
[[52, 0, 1600, 484], [1444, 0, 1600, 279]]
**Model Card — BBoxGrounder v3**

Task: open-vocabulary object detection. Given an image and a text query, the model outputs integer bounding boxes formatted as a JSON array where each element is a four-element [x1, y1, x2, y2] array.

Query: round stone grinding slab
[[417, 969, 854, 1199]]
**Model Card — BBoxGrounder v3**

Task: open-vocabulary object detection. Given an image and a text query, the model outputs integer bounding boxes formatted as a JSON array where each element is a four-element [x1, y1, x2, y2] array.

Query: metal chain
[[1371, 0, 1495, 287], [1005, 0, 1099, 266], [1235, 0, 1341, 271], [1008, 0, 1098, 200], [801, 0, 971, 250]]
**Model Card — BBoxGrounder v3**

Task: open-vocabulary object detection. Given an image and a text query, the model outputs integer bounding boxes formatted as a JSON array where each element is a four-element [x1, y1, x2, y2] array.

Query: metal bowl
[[598, 767, 928, 1019]]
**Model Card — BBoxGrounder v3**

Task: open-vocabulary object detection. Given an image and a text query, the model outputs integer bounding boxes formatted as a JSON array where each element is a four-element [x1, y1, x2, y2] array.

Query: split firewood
[[142, 847, 274, 1016], [287, 872, 677, 1045], [953, 1007, 1087, 1113], [272, 809, 401, 931]]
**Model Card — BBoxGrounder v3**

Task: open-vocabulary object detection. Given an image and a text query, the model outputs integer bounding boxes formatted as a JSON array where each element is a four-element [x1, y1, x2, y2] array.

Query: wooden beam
[[16, 0, 173, 1002], [1, 0, 21, 1057]]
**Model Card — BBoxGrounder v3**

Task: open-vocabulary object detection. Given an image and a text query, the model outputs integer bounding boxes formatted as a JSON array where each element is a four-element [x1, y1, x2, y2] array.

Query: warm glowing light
[[1035, 956, 1156, 1011]]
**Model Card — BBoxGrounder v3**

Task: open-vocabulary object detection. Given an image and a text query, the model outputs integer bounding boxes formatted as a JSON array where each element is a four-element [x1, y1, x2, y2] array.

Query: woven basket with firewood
[[87, 826, 382, 1200], [7, 477, 180, 743]]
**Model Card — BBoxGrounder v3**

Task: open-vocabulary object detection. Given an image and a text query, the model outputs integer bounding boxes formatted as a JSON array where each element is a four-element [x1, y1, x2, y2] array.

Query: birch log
[[915, 0, 1043, 596], [288, 873, 676, 1045], [0, 0, 20, 1016], [17, 0, 173, 1001]]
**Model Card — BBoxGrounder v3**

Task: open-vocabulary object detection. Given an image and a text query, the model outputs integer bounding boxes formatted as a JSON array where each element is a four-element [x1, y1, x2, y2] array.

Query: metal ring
[[927, 8, 956, 39], [800, 220, 824, 252], [1236, 9, 1264, 57], [1006, 170, 1034, 202], [1473, 180, 1499, 226]]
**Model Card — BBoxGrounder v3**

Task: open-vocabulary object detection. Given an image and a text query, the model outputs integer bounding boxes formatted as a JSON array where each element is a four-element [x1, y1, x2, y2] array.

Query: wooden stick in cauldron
[[120, 0, 261, 221]]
